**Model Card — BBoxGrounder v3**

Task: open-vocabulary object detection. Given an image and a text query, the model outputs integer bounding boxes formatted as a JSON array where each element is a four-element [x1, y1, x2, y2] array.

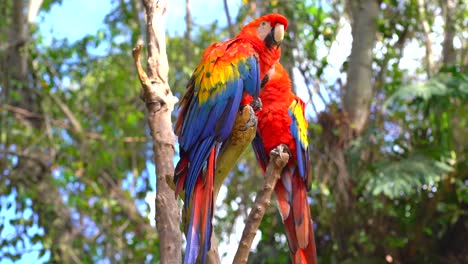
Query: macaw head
[[269, 62, 291, 87], [260, 62, 293, 100], [239, 13, 288, 49]]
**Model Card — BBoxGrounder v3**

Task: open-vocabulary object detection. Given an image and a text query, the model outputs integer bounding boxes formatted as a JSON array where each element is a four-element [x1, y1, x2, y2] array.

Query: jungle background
[[1, 0, 467, 263]]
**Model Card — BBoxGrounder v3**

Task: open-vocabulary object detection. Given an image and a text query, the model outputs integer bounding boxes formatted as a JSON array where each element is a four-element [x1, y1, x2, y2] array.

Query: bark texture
[[134, 0, 181, 263], [343, 0, 379, 136], [233, 145, 290, 264]]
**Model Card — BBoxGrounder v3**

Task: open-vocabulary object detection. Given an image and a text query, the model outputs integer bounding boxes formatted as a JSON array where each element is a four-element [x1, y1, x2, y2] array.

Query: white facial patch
[[257, 21, 273, 40], [266, 65, 276, 79]]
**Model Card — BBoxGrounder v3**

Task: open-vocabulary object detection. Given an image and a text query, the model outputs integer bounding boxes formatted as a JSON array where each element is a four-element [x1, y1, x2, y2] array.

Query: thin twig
[[223, 0, 234, 38], [42, 56, 84, 133], [48, 92, 83, 133], [233, 144, 290, 264], [185, 0, 192, 60]]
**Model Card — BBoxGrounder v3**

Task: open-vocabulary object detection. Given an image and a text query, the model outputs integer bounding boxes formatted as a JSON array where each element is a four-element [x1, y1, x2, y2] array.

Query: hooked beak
[[274, 24, 285, 44], [265, 24, 285, 48]]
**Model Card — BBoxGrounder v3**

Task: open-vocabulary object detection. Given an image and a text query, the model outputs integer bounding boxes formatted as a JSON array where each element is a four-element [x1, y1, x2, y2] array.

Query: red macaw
[[252, 62, 317, 264], [174, 14, 288, 264]]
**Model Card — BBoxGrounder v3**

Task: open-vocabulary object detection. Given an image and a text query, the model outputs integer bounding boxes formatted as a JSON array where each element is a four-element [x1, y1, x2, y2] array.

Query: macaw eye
[[260, 21, 268, 27]]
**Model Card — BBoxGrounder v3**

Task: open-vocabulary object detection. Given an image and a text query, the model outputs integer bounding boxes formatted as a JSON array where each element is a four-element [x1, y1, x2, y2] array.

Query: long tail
[[275, 167, 317, 264], [181, 148, 216, 264]]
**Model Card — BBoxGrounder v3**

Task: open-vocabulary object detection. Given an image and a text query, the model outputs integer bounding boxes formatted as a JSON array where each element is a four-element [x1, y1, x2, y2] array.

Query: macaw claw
[[250, 97, 262, 111], [238, 104, 258, 131], [243, 105, 258, 131], [269, 144, 290, 168]]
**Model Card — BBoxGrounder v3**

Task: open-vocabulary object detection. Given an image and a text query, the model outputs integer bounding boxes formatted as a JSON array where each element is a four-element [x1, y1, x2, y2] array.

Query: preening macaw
[[174, 14, 288, 264], [252, 62, 317, 264]]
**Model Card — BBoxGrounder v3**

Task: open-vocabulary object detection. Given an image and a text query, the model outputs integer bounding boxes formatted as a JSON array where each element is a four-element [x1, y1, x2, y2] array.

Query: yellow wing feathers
[[290, 99, 309, 149], [195, 57, 248, 104]]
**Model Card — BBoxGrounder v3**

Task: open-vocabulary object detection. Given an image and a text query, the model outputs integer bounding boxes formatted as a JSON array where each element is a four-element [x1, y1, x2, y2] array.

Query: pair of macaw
[[174, 13, 316, 264]]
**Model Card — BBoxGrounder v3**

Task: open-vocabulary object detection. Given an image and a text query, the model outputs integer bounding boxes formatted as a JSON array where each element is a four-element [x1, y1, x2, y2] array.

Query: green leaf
[[365, 155, 453, 199]]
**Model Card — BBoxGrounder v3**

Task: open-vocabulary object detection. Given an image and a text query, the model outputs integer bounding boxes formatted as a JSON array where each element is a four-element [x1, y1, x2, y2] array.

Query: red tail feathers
[[276, 169, 317, 264], [183, 148, 216, 264]]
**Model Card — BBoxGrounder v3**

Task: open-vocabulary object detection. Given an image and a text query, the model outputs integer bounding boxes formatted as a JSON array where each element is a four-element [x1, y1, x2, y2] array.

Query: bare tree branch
[[41, 57, 85, 133], [223, 0, 235, 38], [233, 144, 290, 264], [297, 66, 327, 116], [185, 0, 193, 60], [134, 0, 181, 262], [49, 92, 83, 133]]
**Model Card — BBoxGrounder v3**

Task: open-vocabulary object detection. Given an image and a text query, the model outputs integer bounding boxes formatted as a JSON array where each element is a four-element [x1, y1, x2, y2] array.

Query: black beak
[[264, 28, 282, 49], [260, 75, 269, 88]]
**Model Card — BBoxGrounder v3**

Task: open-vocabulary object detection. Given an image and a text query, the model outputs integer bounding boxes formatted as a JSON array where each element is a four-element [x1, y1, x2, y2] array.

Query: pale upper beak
[[273, 24, 285, 44]]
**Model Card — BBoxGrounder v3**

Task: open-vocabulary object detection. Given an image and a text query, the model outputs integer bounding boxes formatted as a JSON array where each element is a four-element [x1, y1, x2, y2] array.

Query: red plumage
[[253, 62, 317, 264]]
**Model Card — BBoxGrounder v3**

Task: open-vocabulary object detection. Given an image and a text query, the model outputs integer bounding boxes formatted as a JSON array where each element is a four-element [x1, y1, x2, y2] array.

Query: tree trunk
[[417, 0, 436, 77], [443, 0, 467, 172], [136, 1, 182, 263], [7, 0, 29, 108], [442, 0, 456, 67], [343, 0, 379, 136]]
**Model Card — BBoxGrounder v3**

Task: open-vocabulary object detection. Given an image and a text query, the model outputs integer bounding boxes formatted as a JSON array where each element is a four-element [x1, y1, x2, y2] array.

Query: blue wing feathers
[[296, 138, 305, 179], [252, 133, 268, 170], [202, 207, 212, 263], [185, 210, 199, 264], [185, 137, 215, 203], [245, 57, 260, 98], [176, 50, 261, 264], [215, 79, 243, 138]]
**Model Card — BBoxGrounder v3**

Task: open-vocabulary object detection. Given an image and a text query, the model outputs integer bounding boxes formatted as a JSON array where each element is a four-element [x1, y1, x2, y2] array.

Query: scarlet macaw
[[252, 62, 317, 264], [174, 14, 288, 264]]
